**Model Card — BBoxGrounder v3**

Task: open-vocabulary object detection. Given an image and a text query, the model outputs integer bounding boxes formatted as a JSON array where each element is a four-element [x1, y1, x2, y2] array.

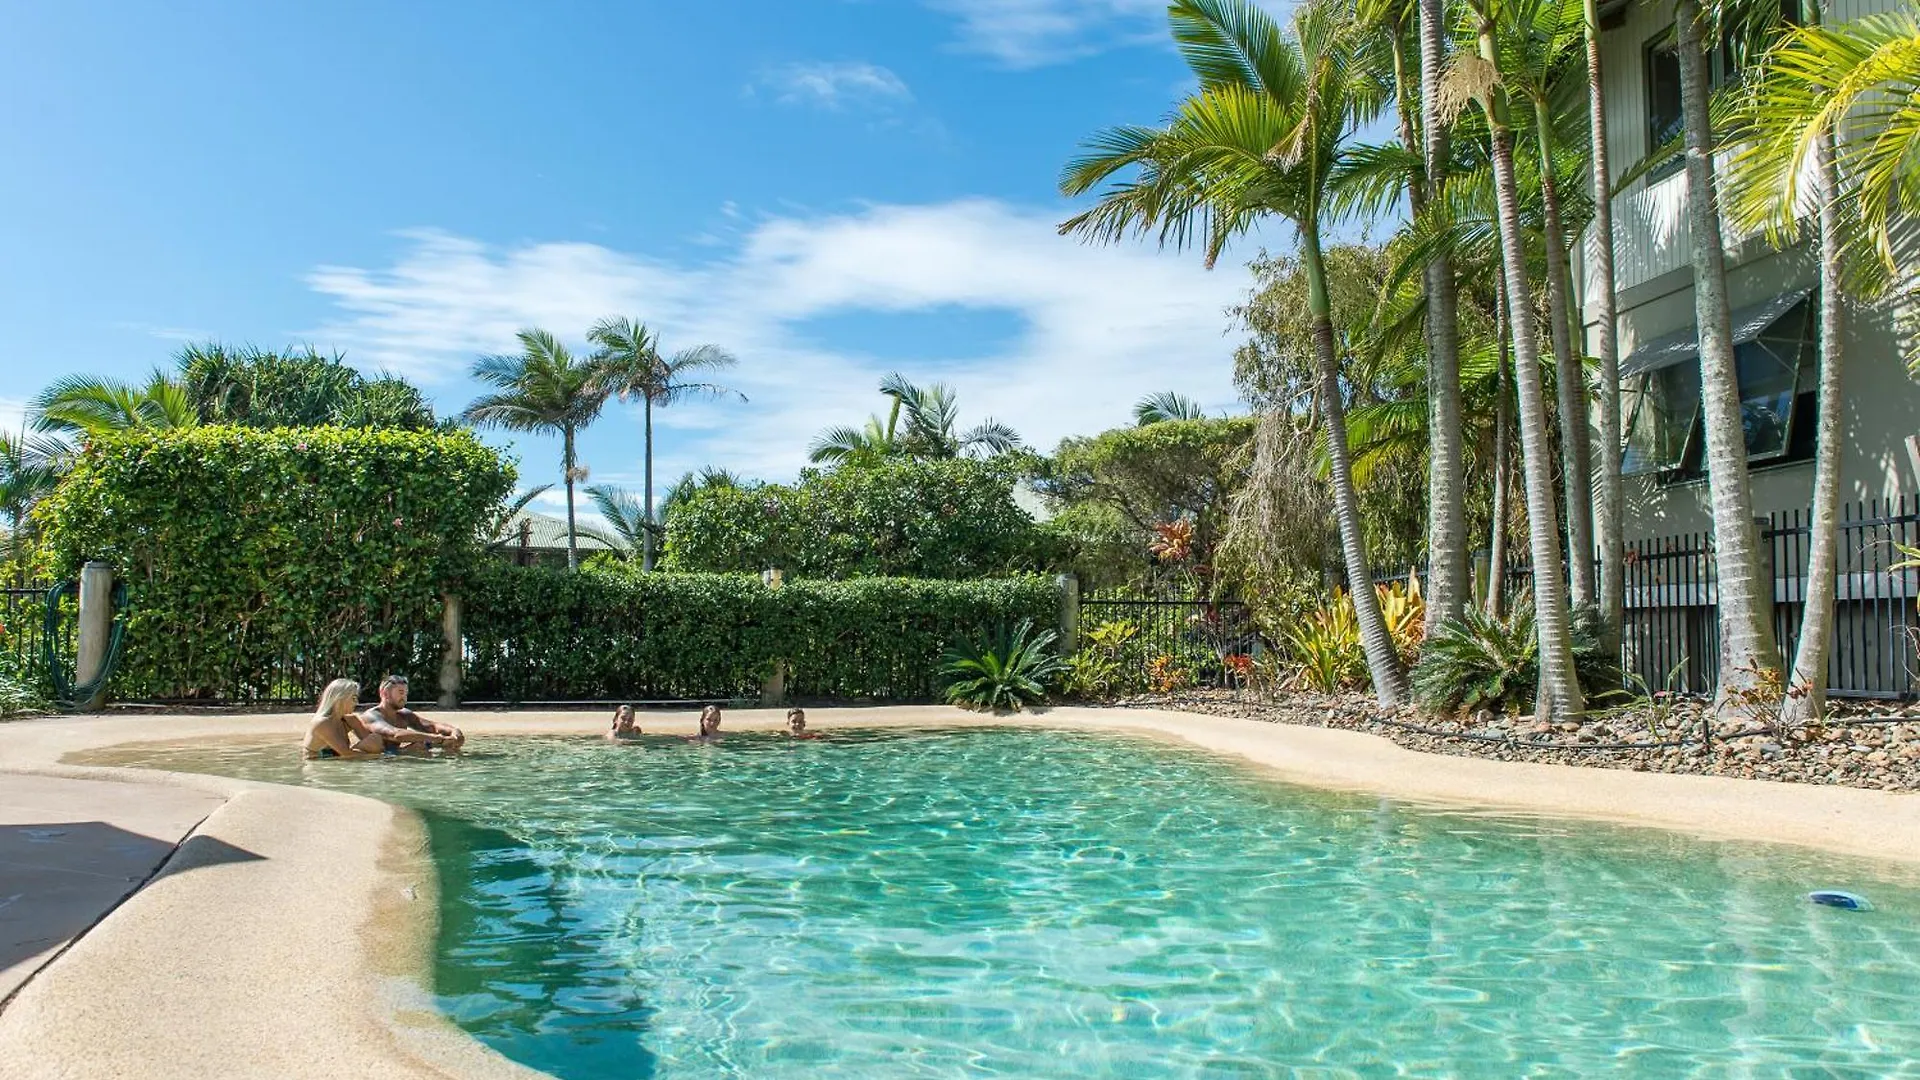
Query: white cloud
[[305, 199, 1251, 483], [755, 61, 912, 110], [0, 398, 26, 436]]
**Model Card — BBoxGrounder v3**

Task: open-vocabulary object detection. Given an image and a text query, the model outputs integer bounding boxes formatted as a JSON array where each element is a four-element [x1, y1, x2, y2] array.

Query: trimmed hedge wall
[[33, 427, 514, 702], [661, 458, 1057, 579], [461, 563, 1058, 703]]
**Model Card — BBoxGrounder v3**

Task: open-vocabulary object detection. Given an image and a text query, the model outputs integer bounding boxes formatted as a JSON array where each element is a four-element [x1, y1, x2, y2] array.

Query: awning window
[[1620, 290, 1817, 478]]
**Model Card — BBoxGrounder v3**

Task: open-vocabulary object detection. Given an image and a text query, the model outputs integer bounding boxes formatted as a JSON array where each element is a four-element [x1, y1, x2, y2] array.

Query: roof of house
[[497, 510, 619, 553]]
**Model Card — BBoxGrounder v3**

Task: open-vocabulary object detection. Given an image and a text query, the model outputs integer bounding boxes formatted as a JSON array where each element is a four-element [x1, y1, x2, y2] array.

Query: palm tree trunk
[[1533, 108, 1597, 609], [563, 425, 579, 572], [1674, 0, 1782, 698], [1303, 219, 1409, 707], [1585, 0, 1626, 655], [1419, 0, 1469, 632], [642, 397, 656, 572], [1477, 21, 1584, 718], [1782, 120, 1845, 724], [1488, 276, 1514, 616]]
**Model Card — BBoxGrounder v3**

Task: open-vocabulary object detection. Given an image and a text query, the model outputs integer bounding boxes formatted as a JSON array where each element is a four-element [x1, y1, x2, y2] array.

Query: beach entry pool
[[106, 728, 1920, 1077]]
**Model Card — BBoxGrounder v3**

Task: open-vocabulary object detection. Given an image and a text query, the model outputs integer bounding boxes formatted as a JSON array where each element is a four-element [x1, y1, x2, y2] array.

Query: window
[[1644, 31, 1738, 182], [1620, 294, 1818, 481]]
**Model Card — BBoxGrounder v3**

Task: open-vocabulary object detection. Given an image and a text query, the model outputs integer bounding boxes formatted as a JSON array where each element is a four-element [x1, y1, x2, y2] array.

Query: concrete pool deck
[[0, 704, 1917, 1078]]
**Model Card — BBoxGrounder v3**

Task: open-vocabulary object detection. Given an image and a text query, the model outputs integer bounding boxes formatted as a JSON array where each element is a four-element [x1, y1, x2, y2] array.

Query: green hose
[[43, 579, 131, 709]]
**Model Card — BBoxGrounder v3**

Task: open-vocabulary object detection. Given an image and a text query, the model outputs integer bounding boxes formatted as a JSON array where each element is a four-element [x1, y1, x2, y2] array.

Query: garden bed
[[1118, 689, 1920, 792]]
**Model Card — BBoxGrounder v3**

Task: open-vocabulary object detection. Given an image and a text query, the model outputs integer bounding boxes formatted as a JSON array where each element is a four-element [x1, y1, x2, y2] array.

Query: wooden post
[[1057, 572, 1081, 655], [75, 561, 114, 712], [760, 569, 786, 706], [438, 592, 463, 709]]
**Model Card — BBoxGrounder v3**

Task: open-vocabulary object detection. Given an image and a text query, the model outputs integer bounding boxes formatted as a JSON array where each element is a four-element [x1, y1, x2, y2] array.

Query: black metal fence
[[1077, 593, 1259, 688], [1, 584, 54, 689], [1486, 494, 1920, 699]]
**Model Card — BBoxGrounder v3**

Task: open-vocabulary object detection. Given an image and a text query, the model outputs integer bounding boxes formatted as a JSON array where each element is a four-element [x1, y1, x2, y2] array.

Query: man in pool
[[360, 674, 464, 753]]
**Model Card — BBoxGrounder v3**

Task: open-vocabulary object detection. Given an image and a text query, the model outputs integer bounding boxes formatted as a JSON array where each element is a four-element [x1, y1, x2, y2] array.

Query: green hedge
[[32, 426, 514, 702], [461, 562, 1058, 703], [661, 458, 1057, 579]]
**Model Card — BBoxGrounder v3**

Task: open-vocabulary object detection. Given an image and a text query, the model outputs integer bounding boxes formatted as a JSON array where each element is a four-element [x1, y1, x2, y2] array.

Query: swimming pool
[[107, 728, 1920, 1077]]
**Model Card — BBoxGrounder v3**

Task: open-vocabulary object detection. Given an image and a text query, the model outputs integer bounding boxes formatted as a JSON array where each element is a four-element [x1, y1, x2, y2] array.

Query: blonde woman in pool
[[303, 678, 378, 759], [606, 704, 642, 741], [691, 705, 723, 741]]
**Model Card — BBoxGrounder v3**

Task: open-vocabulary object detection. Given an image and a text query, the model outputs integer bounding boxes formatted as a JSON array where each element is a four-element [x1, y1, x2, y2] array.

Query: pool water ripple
[[106, 727, 1920, 1078]]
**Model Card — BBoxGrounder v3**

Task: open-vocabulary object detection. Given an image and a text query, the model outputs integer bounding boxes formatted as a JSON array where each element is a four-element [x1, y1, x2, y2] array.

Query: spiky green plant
[[1411, 596, 1620, 714], [940, 619, 1066, 712]]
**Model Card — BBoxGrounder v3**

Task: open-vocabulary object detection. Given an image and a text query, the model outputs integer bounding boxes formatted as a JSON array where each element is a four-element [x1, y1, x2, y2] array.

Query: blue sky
[[0, 0, 1293, 514]]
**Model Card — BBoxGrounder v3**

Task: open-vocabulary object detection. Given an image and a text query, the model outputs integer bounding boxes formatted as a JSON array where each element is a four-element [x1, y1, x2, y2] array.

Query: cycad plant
[[1412, 595, 1620, 714], [940, 619, 1067, 712]]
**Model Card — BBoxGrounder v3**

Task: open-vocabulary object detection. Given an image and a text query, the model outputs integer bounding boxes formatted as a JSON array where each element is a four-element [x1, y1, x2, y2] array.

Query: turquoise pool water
[[108, 728, 1920, 1078]]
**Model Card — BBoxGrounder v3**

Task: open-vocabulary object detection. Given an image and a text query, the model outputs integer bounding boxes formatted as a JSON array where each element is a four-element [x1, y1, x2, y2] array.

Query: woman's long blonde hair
[[314, 678, 361, 724]]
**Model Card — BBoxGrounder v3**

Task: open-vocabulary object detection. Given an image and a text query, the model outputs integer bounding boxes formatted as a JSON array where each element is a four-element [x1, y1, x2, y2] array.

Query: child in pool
[[785, 708, 821, 739], [606, 704, 642, 741], [691, 704, 723, 741]]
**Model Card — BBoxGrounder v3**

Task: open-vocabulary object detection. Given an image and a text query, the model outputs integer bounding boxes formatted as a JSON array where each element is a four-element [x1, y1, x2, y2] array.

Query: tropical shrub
[[662, 458, 1057, 579], [1411, 598, 1621, 715], [0, 648, 47, 716], [1063, 619, 1147, 699], [1378, 577, 1426, 656], [1147, 652, 1197, 693], [1284, 597, 1365, 693], [463, 563, 1057, 702], [940, 618, 1066, 712], [31, 427, 514, 701]]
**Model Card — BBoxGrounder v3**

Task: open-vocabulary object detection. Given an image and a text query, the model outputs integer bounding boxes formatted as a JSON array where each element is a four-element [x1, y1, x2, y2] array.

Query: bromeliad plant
[[940, 618, 1067, 712], [1063, 619, 1146, 699], [1285, 598, 1365, 693]]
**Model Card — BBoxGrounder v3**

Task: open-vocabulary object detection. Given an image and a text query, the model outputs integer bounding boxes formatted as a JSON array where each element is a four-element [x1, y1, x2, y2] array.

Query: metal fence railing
[[0, 582, 67, 694], [1488, 495, 1920, 699], [1077, 594, 1259, 688]]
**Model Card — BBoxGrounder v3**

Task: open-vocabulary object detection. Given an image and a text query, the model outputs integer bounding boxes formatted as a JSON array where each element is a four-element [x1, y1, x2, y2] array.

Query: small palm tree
[[810, 372, 1021, 465], [586, 317, 743, 571], [584, 484, 651, 556], [0, 430, 69, 571], [1060, 0, 1411, 706], [1134, 391, 1207, 425], [462, 329, 609, 571], [30, 371, 198, 438]]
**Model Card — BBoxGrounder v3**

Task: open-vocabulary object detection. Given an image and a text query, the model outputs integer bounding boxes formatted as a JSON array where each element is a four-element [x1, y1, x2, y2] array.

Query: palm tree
[[1502, 0, 1597, 608], [1060, 0, 1410, 706], [808, 418, 899, 466], [1673, 0, 1783, 697], [586, 317, 743, 571], [30, 371, 198, 438], [0, 430, 69, 572], [1416, 0, 1472, 631], [1725, 5, 1897, 720], [1450, 0, 1585, 717], [462, 329, 609, 571], [1135, 391, 1208, 425], [1583, 0, 1626, 650], [810, 373, 1022, 464], [584, 484, 652, 557]]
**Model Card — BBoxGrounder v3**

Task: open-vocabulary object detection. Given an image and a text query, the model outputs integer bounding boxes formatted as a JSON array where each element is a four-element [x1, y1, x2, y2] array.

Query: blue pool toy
[[1808, 890, 1872, 911]]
